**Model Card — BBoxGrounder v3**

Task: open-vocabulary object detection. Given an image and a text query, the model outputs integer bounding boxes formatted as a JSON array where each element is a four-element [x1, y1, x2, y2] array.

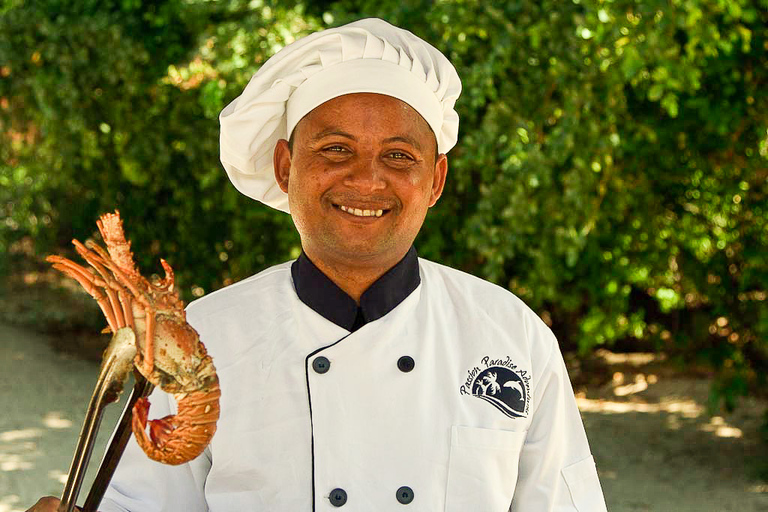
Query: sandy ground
[[0, 323, 128, 512], [1, 322, 767, 511], [577, 350, 768, 512]]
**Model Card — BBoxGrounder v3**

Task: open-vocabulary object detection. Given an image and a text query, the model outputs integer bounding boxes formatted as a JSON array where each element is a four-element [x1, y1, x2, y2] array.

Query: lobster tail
[[131, 384, 221, 465]]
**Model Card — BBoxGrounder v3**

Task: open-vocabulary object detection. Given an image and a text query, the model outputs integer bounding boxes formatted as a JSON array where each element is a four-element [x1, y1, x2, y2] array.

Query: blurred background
[[1, 0, 767, 510]]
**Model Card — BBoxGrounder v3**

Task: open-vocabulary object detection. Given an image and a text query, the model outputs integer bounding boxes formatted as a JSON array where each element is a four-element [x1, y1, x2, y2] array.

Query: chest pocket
[[445, 426, 526, 512]]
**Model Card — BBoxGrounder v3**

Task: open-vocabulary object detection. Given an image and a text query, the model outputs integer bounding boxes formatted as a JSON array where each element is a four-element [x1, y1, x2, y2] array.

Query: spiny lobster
[[47, 211, 220, 465]]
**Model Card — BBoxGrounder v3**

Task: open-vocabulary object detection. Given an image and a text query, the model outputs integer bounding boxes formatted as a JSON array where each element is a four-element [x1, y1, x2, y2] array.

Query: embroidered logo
[[459, 356, 531, 418]]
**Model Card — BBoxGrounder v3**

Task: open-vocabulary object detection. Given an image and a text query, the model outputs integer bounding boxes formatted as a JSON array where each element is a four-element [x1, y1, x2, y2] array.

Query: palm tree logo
[[471, 366, 527, 418]]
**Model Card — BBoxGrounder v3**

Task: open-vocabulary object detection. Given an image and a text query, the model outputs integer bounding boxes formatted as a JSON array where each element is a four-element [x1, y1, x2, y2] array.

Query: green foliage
[[2, 0, 766, 411], [0, 0, 315, 293]]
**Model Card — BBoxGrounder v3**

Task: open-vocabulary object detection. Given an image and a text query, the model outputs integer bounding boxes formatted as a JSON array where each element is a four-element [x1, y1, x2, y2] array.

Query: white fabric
[[219, 18, 462, 213], [285, 59, 444, 140], [100, 259, 607, 511]]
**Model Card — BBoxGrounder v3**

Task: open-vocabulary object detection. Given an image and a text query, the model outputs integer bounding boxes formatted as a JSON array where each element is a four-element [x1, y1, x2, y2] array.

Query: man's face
[[274, 93, 447, 273]]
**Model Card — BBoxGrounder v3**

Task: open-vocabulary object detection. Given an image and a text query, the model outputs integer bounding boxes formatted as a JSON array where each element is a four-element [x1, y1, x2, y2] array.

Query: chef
[[28, 17, 607, 512]]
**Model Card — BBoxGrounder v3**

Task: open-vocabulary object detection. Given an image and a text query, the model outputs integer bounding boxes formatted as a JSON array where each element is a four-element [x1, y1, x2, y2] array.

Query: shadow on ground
[[579, 351, 768, 512], [0, 323, 128, 512]]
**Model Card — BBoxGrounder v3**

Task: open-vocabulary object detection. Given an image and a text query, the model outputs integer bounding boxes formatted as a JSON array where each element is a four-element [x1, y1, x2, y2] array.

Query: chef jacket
[[100, 247, 607, 511]]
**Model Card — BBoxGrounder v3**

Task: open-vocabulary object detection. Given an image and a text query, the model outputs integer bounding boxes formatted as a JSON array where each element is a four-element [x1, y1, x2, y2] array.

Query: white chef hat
[[219, 18, 462, 213]]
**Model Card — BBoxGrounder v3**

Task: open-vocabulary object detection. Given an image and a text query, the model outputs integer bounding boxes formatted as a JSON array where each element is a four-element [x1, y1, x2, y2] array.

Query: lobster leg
[[73, 240, 172, 376], [47, 258, 119, 333], [143, 310, 156, 374], [59, 244, 154, 373], [118, 292, 135, 332], [85, 242, 146, 301], [72, 242, 128, 329]]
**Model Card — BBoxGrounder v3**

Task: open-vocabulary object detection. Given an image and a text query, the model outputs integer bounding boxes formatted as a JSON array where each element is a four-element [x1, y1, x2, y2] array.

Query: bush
[[2, 0, 766, 411]]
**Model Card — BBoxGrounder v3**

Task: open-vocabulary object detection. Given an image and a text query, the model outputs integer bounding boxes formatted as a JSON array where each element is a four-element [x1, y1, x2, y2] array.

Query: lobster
[[47, 211, 220, 465]]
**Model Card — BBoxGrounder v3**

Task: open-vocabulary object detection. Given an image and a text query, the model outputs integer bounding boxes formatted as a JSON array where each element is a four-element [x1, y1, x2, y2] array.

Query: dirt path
[[0, 323, 128, 512], [1, 323, 766, 511], [579, 351, 768, 511]]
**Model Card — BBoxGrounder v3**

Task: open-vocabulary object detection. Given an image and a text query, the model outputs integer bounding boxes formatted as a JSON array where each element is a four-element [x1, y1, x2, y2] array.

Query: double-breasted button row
[[328, 486, 415, 507], [312, 356, 415, 374]]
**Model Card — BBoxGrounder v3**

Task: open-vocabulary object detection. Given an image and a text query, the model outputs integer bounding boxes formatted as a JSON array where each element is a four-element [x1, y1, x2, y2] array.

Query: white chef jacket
[[99, 248, 606, 511]]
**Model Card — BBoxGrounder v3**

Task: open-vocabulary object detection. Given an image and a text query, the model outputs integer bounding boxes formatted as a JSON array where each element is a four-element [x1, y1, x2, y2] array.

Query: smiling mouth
[[336, 205, 387, 218]]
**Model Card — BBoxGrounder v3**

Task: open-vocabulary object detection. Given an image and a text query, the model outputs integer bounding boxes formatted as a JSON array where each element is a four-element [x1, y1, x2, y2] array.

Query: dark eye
[[387, 151, 414, 161]]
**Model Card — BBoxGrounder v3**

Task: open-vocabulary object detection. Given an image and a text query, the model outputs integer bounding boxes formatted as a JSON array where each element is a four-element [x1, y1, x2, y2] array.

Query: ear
[[428, 153, 448, 207], [273, 139, 292, 193]]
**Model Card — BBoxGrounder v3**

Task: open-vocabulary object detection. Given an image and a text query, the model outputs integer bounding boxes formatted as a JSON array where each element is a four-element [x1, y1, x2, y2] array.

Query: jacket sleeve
[[97, 388, 211, 512], [510, 329, 607, 512]]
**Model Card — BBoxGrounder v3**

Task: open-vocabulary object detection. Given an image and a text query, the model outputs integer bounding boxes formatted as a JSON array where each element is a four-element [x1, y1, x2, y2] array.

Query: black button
[[312, 356, 330, 374], [396, 486, 414, 504], [397, 356, 415, 373], [329, 487, 347, 507]]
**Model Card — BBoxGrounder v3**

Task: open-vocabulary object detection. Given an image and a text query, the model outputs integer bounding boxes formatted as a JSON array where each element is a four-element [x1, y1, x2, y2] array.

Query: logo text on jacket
[[460, 356, 531, 418]]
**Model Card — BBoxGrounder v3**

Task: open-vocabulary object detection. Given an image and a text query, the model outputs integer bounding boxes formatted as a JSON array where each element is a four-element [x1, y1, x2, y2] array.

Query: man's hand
[[25, 496, 82, 512]]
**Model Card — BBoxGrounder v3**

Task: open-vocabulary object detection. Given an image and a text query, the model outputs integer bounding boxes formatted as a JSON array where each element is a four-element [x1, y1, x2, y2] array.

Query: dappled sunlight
[[48, 469, 68, 485], [577, 392, 747, 440], [596, 350, 660, 366], [0, 415, 76, 474], [577, 350, 768, 510], [0, 428, 42, 443], [0, 428, 41, 472], [0, 454, 34, 472], [576, 393, 704, 417], [0, 405, 126, 511], [576, 356, 751, 443], [42, 412, 73, 430], [701, 416, 743, 439], [0, 323, 130, 510], [0, 495, 22, 512], [611, 371, 654, 397], [576, 350, 707, 418]]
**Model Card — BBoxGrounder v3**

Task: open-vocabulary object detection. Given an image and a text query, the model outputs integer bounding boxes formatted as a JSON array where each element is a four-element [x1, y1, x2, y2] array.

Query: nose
[[342, 156, 386, 194]]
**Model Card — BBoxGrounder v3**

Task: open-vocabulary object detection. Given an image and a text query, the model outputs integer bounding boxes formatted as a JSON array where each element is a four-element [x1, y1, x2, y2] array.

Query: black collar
[[290, 246, 420, 332]]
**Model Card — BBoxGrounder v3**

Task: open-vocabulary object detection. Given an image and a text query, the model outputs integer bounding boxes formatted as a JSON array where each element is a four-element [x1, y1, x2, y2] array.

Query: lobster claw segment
[[47, 210, 220, 470]]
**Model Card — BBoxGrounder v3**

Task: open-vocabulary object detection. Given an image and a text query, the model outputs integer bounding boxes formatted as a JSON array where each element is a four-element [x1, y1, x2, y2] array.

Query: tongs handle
[[58, 328, 138, 512], [81, 373, 153, 512]]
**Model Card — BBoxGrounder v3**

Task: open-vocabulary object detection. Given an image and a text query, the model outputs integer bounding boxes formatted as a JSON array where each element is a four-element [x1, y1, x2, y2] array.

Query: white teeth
[[339, 205, 385, 218]]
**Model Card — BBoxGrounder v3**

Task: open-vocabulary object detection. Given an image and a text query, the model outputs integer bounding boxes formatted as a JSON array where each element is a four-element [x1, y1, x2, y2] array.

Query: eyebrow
[[309, 129, 357, 143], [383, 136, 422, 152], [309, 129, 423, 152]]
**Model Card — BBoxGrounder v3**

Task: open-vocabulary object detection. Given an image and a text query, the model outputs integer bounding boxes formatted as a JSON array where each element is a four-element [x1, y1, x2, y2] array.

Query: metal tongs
[[58, 328, 153, 512]]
